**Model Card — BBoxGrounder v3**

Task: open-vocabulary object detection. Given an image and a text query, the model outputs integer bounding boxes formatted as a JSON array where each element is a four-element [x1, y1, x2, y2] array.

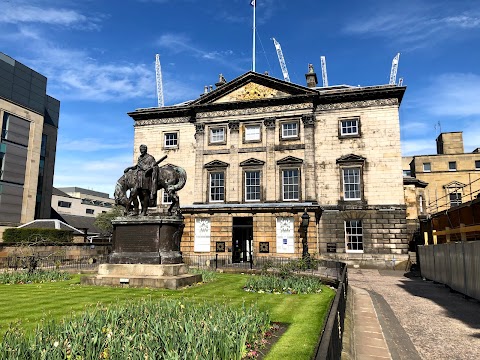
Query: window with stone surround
[[164, 132, 178, 148], [209, 126, 226, 144], [339, 117, 360, 137], [448, 161, 457, 171], [280, 121, 299, 140], [282, 168, 299, 201], [345, 220, 363, 252], [476, 160, 480, 170], [337, 154, 365, 202], [245, 170, 261, 201], [244, 124, 261, 142], [449, 192, 462, 207], [423, 162, 431, 172], [342, 167, 361, 200], [209, 171, 225, 202]]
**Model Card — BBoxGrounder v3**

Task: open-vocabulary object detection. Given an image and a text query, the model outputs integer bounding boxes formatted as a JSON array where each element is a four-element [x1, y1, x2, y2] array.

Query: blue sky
[[1, 0, 479, 197]]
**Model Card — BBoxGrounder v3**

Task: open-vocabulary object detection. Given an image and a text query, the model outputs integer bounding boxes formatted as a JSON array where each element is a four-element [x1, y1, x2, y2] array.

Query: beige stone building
[[0, 53, 59, 240], [128, 70, 408, 266], [404, 132, 480, 214]]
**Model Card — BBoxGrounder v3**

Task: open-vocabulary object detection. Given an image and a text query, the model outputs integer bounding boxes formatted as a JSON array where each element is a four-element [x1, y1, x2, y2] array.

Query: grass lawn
[[0, 273, 335, 359]]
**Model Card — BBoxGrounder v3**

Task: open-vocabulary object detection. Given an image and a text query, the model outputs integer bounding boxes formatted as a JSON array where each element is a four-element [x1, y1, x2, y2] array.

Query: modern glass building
[[0, 52, 59, 226]]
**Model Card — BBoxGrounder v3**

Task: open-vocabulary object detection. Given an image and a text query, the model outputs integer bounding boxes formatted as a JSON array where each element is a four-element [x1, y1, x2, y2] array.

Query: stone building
[[0, 52, 59, 239], [128, 70, 408, 266], [404, 132, 480, 213]]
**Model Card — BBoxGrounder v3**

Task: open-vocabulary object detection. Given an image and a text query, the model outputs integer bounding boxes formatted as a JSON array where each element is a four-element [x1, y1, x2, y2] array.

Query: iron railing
[[314, 262, 348, 360], [1, 255, 108, 271], [182, 254, 345, 282]]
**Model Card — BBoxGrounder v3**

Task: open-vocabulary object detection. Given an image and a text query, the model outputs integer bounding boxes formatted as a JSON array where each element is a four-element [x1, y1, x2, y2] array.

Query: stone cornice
[[317, 98, 398, 111], [134, 116, 192, 127], [196, 102, 313, 119]]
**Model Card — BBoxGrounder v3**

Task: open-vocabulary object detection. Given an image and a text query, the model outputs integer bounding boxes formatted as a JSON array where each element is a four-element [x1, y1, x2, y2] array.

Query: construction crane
[[155, 54, 164, 107], [389, 53, 400, 85], [272, 38, 290, 82], [320, 56, 329, 87]]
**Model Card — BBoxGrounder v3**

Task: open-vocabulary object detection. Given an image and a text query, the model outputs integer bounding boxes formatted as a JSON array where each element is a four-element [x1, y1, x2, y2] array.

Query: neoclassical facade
[[128, 71, 408, 266]]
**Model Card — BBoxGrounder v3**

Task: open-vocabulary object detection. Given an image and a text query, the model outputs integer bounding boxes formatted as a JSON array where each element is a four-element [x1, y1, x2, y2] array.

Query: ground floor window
[[345, 220, 363, 252], [276, 217, 294, 253], [194, 218, 211, 252]]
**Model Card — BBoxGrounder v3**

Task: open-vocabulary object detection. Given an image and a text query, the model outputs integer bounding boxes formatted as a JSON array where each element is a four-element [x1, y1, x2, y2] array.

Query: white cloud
[[401, 139, 436, 156], [1, 2, 102, 29], [401, 121, 428, 133], [54, 154, 133, 198], [157, 33, 245, 71], [58, 138, 132, 152], [343, 2, 480, 48], [417, 73, 480, 117]]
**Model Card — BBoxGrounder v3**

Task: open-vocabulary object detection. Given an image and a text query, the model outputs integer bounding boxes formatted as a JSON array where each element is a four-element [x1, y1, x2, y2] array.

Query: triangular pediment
[[192, 71, 318, 105], [443, 181, 466, 189], [204, 160, 229, 169], [336, 154, 366, 164], [277, 156, 303, 165], [240, 158, 265, 167]]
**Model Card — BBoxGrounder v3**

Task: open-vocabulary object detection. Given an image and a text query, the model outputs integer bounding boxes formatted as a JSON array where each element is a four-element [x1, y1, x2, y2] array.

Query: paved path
[[349, 269, 480, 360]]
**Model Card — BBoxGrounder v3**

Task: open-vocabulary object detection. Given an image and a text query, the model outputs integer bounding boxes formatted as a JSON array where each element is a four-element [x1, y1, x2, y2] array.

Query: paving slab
[[349, 269, 480, 360]]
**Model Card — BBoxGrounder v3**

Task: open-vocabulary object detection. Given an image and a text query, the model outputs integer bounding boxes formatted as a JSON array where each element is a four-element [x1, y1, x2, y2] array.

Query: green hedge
[[2, 228, 74, 244]]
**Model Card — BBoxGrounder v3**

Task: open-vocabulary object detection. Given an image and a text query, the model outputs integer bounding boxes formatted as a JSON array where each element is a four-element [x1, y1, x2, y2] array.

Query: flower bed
[[244, 274, 324, 294], [0, 270, 71, 284], [0, 298, 271, 360]]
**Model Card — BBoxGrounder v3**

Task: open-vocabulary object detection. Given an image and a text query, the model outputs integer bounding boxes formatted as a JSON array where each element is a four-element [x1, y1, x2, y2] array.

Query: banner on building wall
[[276, 217, 294, 254]]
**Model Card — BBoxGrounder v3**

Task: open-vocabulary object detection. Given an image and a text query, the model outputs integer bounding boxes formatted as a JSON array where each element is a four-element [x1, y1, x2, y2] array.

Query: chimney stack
[[305, 63, 318, 88], [215, 74, 227, 88]]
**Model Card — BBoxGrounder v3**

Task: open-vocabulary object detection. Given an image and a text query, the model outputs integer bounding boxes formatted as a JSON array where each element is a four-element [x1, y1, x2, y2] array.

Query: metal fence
[[1, 255, 108, 271], [418, 242, 480, 301], [314, 262, 348, 360], [182, 254, 345, 282]]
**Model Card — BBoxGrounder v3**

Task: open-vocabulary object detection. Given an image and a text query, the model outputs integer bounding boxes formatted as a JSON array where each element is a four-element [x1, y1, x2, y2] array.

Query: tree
[[94, 206, 123, 234]]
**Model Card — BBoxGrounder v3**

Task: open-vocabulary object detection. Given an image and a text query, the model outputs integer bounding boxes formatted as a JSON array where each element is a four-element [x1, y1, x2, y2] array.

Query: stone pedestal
[[82, 215, 201, 289], [81, 264, 202, 290], [109, 215, 184, 264]]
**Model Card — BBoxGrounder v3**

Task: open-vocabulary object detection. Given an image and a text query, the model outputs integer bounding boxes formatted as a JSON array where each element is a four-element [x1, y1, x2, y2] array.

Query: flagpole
[[252, 1, 256, 72]]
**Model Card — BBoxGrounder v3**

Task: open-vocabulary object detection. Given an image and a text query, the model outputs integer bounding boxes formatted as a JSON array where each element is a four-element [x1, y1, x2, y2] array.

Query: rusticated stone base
[[81, 263, 201, 290], [109, 215, 184, 264]]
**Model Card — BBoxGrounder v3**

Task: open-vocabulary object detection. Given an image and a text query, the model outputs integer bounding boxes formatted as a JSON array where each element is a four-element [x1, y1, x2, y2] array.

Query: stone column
[[228, 120, 240, 203], [264, 117, 276, 201], [194, 123, 205, 203], [302, 114, 316, 202]]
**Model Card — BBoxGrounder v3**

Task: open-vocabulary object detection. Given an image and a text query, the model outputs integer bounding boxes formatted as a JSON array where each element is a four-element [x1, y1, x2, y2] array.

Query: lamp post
[[301, 210, 310, 261]]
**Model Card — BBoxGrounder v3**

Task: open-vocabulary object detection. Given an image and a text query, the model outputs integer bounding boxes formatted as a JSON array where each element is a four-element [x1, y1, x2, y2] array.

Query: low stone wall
[[0, 244, 111, 258]]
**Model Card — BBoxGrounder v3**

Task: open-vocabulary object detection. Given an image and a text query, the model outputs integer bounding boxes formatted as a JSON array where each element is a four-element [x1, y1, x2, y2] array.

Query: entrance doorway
[[232, 217, 253, 263]]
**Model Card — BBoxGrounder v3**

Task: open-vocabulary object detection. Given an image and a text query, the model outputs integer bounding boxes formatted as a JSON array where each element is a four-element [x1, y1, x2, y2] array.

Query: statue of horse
[[114, 164, 187, 216]]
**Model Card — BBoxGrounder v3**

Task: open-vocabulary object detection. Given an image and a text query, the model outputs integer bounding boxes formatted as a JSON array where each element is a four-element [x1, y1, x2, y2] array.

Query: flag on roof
[[250, 0, 255, 7]]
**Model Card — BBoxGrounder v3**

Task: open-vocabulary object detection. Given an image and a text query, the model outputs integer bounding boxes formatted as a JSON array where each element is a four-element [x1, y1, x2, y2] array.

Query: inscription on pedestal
[[115, 224, 159, 252]]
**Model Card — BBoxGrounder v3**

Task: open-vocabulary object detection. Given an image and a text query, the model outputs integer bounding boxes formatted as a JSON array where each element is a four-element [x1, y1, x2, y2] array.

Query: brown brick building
[[128, 70, 408, 266]]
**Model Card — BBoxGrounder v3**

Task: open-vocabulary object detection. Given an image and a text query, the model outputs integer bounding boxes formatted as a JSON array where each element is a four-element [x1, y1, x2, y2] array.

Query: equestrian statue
[[114, 144, 186, 216]]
